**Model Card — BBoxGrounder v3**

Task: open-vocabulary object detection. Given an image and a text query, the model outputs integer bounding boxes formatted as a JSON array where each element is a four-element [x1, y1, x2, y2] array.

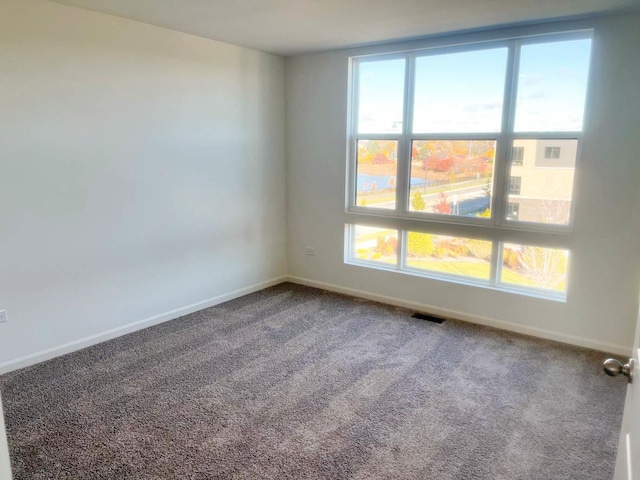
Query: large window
[[346, 32, 592, 300]]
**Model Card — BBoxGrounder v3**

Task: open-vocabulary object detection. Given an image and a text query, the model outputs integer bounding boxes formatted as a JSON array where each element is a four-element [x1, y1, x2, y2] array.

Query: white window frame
[[344, 224, 569, 301], [344, 30, 593, 301]]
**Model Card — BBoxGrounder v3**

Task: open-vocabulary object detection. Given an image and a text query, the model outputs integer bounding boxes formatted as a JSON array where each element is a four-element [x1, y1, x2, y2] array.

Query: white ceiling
[[49, 0, 639, 56]]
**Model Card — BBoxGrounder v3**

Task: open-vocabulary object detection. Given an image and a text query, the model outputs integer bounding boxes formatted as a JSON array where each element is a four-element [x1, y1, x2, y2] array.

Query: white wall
[[285, 14, 640, 354], [0, 0, 287, 370]]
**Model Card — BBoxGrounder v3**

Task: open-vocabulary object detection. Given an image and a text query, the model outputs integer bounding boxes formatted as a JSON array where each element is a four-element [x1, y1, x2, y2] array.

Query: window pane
[[353, 225, 398, 265], [506, 139, 577, 225], [356, 140, 398, 209], [409, 140, 495, 217], [514, 39, 591, 132], [405, 232, 492, 280], [413, 48, 508, 133], [501, 243, 568, 293], [357, 58, 405, 134]]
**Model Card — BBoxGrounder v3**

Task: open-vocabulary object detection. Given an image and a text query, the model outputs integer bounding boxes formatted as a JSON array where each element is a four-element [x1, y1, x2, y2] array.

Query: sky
[[357, 38, 592, 134]]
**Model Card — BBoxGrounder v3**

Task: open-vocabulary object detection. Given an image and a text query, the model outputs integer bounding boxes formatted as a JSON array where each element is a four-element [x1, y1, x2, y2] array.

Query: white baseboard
[[287, 275, 632, 357], [0, 276, 287, 376], [1, 273, 629, 376]]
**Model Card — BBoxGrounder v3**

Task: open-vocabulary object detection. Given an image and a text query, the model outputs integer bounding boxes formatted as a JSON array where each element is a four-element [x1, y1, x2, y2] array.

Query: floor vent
[[411, 312, 446, 324]]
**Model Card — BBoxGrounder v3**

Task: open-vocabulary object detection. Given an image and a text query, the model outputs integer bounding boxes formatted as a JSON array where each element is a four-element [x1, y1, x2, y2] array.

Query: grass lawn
[[408, 258, 564, 292], [407, 258, 490, 280], [354, 229, 397, 244], [355, 251, 397, 265], [354, 231, 565, 293]]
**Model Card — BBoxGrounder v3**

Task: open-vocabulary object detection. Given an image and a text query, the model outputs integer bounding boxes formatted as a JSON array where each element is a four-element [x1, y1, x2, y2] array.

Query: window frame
[[346, 30, 592, 235], [344, 224, 569, 301], [344, 29, 593, 301]]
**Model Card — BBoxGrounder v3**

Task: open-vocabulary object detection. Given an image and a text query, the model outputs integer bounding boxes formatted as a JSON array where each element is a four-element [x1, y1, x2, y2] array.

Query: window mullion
[[492, 41, 520, 229], [489, 240, 501, 286], [396, 54, 415, 218], [347, 58, 360, 211], [398, 229, 406, 270]]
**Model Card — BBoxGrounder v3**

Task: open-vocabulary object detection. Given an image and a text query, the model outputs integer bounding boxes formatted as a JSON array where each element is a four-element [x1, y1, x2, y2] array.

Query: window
[[357, 58, 405, 134], [356, 140, 398, 209], [352, 225, 398, 266], [408, 140, 496, 217], [508, 177, 522, 195], [501, 244, 568, 294], [405, 232, 492, 281], [544, 147, 561, 159], [347, 32, 592, 300], [510, 139, 577, 225], [511, 147, 524, 165], [412, 48, 507, 133], [346, 224, 570, 298]]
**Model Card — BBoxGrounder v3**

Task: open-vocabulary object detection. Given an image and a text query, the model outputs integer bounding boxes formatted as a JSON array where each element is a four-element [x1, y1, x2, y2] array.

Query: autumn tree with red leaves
[[433, 193, 452, 214]]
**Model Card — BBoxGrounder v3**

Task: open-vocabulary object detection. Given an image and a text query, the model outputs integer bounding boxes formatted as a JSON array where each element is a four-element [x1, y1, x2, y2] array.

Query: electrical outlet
[[304, 247, 316, 256], [0, 310, 7, 323]]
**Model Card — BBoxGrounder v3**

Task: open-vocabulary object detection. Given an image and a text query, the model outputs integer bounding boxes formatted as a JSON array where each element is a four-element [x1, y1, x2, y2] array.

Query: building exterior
[[507, 139, 577, 225]]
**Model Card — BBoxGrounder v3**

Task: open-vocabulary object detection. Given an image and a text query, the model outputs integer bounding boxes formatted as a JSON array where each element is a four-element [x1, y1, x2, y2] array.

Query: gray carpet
[[0, 283, 626, 479]]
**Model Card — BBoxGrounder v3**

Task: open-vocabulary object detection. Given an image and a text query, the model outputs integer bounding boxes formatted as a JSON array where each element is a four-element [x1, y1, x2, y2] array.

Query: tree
[[515, 246, 567, 290], [374, 236, 398, 257], [372, 152, 391, 164], [407, 232, 434, 257], [470, 157, 489, 175], [425, 157, 454, 172], [433, 193, 452, 214], [358, 140, 398, 165], [482, 179, 492, 197], [411, 192, 426, 211], [467, 239, 492, 260]]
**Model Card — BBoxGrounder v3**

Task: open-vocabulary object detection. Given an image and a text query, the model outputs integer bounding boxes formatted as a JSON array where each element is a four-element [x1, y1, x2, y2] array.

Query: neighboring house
[[508, 139, 578, 224]]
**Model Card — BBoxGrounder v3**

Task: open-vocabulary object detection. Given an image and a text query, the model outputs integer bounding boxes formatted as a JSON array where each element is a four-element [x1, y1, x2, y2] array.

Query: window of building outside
[[511, 146, 524, 165], [544, 146, 562, 159], [508, 177, 522, 195], [346, 32, 591, 300], [506, 202, 520, 221]]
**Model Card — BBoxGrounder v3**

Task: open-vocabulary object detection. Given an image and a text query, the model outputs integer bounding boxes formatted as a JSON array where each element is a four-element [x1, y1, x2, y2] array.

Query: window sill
[[345, 259, 567, 303]]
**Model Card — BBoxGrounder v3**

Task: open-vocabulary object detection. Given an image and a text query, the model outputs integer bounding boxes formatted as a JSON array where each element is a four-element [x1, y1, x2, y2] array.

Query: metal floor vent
[[411, 312, 446, 324]]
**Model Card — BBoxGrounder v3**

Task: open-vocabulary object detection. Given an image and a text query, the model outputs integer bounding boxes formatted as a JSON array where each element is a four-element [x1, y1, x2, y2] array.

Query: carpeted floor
[[0, 283, 626, 479]]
